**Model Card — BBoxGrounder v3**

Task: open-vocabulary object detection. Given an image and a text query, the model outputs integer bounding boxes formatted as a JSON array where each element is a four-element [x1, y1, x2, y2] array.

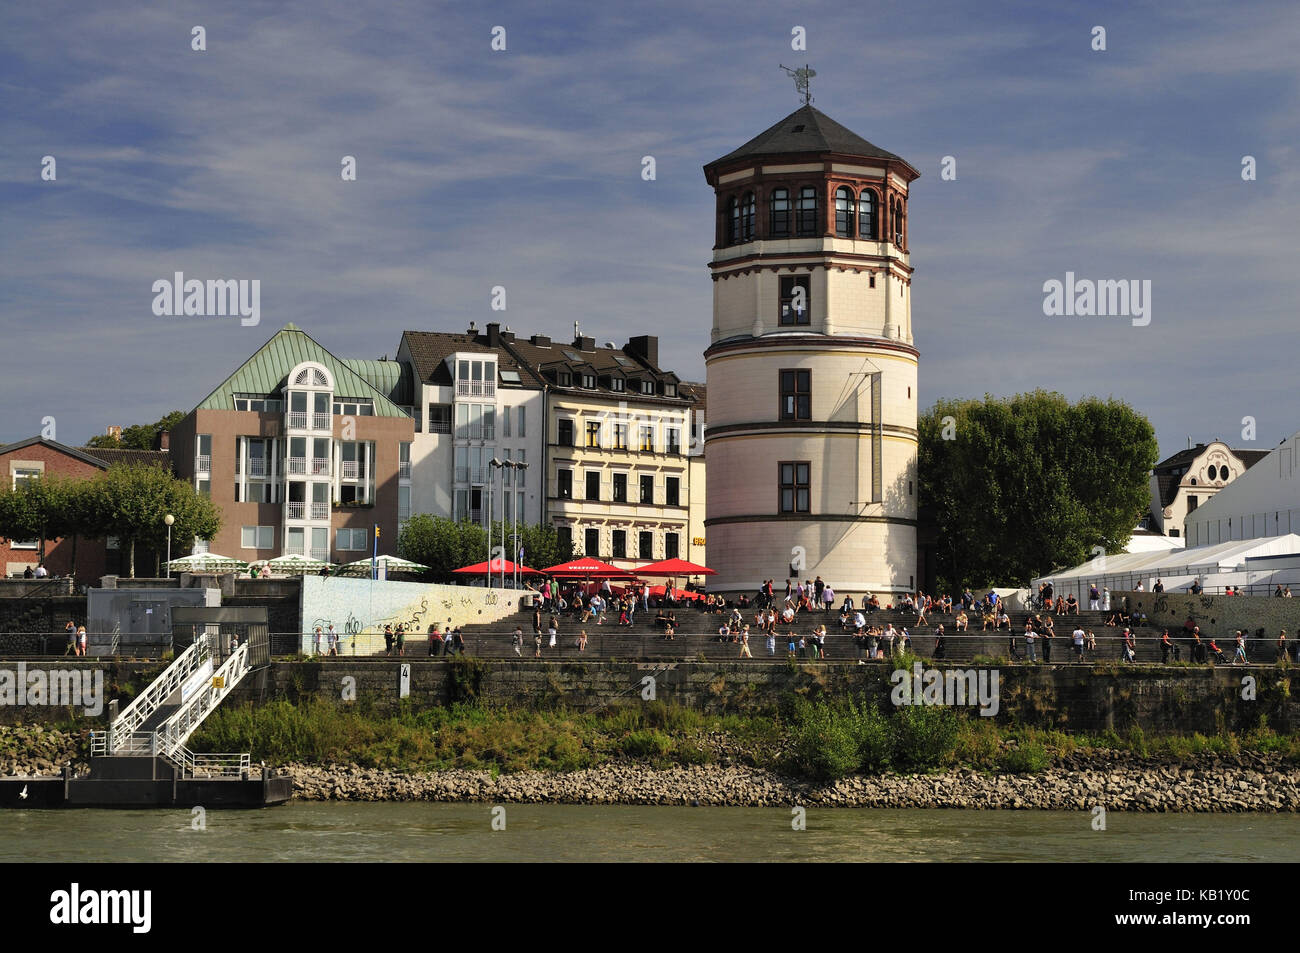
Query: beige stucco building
[[1147, 441, 1268, 537], [702, 105, 920, 596]]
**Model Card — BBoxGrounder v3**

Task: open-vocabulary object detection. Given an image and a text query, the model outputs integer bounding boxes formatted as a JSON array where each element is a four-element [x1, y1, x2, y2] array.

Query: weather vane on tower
[[779, 64, 815, 105]]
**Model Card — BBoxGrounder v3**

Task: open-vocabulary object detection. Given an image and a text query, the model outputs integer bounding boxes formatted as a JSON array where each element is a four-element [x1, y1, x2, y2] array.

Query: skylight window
[[562, 350, 582, 362], [499, 370, 521, 384], [613, 356, 632, 367]]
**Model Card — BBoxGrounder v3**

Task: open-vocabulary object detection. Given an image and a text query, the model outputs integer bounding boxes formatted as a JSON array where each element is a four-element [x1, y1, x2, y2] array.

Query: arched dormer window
[[834, 186, 854, 237], [796, 186, 819, 236], [770, 188, 790, 237], [726, 196, 739, 245], [740, 192, 755, 242], [858, 189, 876, 240]]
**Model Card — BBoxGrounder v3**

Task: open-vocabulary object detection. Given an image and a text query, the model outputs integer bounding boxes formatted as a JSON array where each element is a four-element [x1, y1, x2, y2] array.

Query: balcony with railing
[[342, 461, 358, 479], [311, 457, 330, 475], [248, 458, 266, 477], [310, 502, 329, 520], [310, 547, 330, 562], [287, 457, 306, 475], [288, 411, 308, 429], [195, 454, 211, 473], [286, 502, 305, 519], [456, 381, 496, 398], [312, 413, 332, 431], [399, 461, 411, 480]]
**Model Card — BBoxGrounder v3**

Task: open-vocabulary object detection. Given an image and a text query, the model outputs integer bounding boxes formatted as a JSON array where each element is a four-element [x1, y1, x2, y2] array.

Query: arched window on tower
[[834, 187, 854, 238], [858, 190, 876, 240], [893, 199, 905, 247], [726, 196, 739, 245], [796, 186, 819, 236], [740, 192, 755, 242], [770, 188, 790, 237]]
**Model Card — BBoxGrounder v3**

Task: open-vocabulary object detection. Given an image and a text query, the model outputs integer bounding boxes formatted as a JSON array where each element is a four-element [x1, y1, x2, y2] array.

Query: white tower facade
[[703, 105, 920, 596]]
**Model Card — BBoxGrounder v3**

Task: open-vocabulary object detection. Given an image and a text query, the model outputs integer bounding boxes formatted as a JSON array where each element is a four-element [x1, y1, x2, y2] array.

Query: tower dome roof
[[706, 105, 916, 175]]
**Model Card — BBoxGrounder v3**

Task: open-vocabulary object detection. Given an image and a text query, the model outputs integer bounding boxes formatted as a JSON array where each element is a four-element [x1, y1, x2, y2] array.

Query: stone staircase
[[437, 603, 1213, 664]]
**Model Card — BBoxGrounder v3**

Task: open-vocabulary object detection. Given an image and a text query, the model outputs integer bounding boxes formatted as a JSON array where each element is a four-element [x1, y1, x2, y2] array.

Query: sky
[[2, 0, 1298, 460]]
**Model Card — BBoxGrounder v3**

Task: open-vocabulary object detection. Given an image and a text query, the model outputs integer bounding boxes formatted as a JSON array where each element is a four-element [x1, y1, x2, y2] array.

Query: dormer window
[[640, 380, 655, 395], [664, 383, 677, 398], [611, 377, 625, 393], [557, 370, 572, 387], [580, 373, 596, 389]]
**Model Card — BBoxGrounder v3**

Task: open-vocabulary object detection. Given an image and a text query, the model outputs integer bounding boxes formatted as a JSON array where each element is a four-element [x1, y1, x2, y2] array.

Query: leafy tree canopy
[[85, 410, 186, 450], [918, 390, 1158, 592]]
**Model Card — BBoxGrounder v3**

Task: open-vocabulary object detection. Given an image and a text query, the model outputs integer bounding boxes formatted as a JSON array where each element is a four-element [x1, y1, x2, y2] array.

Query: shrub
[[620, 729, 672, 759], [892, 705, 959, 771], [999, 741, 1050, 774]]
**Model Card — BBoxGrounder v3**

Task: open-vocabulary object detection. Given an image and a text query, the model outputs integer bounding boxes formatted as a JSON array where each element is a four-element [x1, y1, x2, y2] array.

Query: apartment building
[[171, 324, 414, 563]]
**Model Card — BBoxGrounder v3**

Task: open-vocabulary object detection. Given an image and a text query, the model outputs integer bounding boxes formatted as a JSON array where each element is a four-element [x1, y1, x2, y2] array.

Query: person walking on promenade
[[383, 624, 394, 656], [1072, 625, 1086, 662], [740, 628, 752, 658], [1024, 621, 1037, 662], [312, 627, 322, 656], [395, 623, 406, 657], [77, 625, 87, 657], [1161, 629, 1173, 663], [512, 626, 523, 656], [429, 624, 442, 656], [933, 623, 947, 660], [1234, 631, 1248, 665], [577, 629, 587, 653], [1089, 583, 1101, 611], [1277, 630, 1289, 663], [63, 621, 77, 656]]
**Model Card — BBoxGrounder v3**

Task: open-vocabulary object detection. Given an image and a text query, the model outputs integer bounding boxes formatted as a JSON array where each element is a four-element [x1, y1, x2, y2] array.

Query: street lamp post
[[164, 513, 174, 579], [488, 458, 504, 589], [513, 461, 529, 590]]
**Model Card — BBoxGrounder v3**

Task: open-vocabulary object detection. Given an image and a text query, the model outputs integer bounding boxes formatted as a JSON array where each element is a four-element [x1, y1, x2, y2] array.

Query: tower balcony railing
[[312, 413, 332, 431], [286, 457, 306, 475], [288, 412, 308, 429], [248, 459, 266, 477], [310, 502, 329, 520], [311, 457, 330, 475], [341, 461, 359, 479], [286, 502, 305, 519]]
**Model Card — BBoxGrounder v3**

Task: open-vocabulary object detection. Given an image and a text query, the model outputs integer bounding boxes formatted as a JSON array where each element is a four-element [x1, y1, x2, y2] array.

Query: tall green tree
[[85, 410, 185, 450], [81, 463, 221, 577], [918, 391, 1158, 591]]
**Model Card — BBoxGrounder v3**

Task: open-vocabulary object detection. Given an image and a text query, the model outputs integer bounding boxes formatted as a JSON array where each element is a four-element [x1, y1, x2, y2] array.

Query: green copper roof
[[194, 326, 409, 417], [341, 358, 412, 405]]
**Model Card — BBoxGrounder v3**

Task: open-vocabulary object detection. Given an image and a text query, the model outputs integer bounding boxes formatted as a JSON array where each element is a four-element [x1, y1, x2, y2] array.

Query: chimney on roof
[[156, 430, 170, 452], [625, 335, 659, 368], [530, 334, 551, 347], [574, 335, 595, 352], [501, 325, 515, 342], [486, 322, 501, 346]]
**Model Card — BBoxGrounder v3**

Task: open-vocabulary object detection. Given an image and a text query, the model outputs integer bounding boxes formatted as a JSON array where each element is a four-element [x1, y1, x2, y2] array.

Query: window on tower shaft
[[779, 275, 810, 325], [835, 187, 854, 237], [780, 369, 811, 420], [779, 462, 811, 514], [740, 192, 755, 241], [769, 188, 790, 237], [727, 196, 739, 245]]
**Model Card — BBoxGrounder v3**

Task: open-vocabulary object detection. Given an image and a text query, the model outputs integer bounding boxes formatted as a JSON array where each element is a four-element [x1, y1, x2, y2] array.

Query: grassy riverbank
[[188, 694, 1300, 782]]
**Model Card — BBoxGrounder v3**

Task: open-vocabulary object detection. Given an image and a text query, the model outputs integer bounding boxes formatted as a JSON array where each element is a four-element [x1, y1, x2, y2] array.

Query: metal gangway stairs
[[89, 630, 267, 779]]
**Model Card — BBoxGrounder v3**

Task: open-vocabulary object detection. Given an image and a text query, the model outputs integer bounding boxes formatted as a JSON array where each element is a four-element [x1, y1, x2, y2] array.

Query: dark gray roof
[[81, 447, 173, 471], [0, 437, 110, 470], [708, 105, 912, 170], [401, 331, 541, 388], [501, 337, 695, 405]]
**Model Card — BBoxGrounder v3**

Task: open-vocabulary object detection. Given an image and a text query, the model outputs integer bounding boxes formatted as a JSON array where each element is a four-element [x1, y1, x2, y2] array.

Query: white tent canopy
[[1035, 533, 1300, 596], [166, 553, 248, 572]]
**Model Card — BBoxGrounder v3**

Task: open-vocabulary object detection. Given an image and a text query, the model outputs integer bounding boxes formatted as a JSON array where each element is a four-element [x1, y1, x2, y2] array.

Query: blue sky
[[2, 0, 1297, 459]]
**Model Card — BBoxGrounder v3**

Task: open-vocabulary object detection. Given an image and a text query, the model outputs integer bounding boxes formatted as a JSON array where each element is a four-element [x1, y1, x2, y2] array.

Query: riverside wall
[[1, 658, 1294, 737]]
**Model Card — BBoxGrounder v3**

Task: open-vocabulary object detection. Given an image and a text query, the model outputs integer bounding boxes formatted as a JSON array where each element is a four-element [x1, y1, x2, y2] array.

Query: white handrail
[[109, 635, 211, 744], [153, 641, 251, 756]]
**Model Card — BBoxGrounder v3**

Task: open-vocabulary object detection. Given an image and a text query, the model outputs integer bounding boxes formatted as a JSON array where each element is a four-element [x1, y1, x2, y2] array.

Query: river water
[[1, 805, 1293, 862]]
